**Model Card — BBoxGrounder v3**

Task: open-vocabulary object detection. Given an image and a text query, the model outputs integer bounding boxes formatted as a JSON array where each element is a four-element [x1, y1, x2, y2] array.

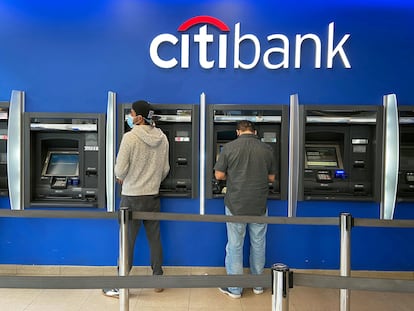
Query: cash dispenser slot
[[24, 113, 106, 208]]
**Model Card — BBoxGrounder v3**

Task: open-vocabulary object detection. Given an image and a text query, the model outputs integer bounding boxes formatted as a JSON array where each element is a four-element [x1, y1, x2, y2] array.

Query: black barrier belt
[[0, 274, 268, 289], [130, 212, 414, 228], [0, 210, 413, 228], [0, 274, 413, 293], [131, 211, 339, 225], [354, 218, 414, 228], [0, 209, 338, 225], [293, 273, 414, 293]]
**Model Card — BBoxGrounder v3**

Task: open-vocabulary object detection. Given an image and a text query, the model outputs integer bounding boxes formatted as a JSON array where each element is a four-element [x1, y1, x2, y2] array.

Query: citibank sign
[[150, 16, 351, 70]]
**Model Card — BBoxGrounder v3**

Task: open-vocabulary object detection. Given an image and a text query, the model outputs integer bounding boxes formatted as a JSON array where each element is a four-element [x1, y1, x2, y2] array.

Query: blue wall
[[0, 0, 413, 271]]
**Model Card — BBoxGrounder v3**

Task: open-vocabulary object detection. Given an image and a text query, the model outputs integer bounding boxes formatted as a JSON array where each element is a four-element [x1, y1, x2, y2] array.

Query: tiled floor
[[0, 265, 413, 311]]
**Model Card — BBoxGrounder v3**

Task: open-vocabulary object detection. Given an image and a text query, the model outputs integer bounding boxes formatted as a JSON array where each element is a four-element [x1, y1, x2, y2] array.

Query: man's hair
[[236, 120, 255, 132]]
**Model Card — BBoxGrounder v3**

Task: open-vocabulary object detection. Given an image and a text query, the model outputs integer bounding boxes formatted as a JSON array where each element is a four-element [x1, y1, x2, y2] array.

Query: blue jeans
[[225, 207, 267, 295]]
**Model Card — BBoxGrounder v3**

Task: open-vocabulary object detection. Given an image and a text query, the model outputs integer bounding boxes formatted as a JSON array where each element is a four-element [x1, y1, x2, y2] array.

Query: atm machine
[[397, 106, 414, 201], [0, 102, 9, 196], [299, 105, 383, 201], [118, 103, 199, 198], [205, 104, 289, 200], [24, 113, 106, 208]]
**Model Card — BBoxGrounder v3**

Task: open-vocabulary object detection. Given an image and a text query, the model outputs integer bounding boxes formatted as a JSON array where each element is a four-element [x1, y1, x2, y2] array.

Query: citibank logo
[[149, 16, 351, 70]]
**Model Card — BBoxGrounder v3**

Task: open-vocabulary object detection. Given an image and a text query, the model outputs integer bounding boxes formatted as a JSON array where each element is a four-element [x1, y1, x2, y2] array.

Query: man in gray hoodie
[[103, 100, 169, 298]]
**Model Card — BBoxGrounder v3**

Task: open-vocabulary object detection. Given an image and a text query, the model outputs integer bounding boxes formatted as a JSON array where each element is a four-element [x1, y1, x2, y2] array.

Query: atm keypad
[[51, 177, 68, 189], [316, 171, 332, 183]]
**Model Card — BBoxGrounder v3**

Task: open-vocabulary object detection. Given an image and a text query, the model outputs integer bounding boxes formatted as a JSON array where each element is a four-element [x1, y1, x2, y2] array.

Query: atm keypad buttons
[[316, 171, 332, 183], [51, 177, 68, 189]]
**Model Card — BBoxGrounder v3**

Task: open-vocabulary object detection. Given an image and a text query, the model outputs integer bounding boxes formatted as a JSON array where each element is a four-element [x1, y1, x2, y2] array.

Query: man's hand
[[215, 170, 227, 181]]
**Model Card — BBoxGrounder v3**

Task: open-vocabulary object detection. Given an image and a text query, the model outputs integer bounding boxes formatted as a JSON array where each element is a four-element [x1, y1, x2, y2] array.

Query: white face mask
[[126, 114, 134, 128]]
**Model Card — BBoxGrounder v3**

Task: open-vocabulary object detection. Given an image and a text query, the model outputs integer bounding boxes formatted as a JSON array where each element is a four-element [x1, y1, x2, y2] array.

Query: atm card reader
[[406, 172, 414, 184], [86, 167, 98, 176], [176, 157, 188, 166], [353, 160, 365, 168]]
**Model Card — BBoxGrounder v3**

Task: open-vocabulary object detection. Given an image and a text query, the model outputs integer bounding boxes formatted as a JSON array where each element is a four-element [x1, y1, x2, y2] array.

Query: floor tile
[[0, 266, 412, 311]]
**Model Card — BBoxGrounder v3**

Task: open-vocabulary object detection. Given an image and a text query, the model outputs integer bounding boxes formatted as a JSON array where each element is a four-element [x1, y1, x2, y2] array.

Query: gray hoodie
[[115, 125, 170, 196]]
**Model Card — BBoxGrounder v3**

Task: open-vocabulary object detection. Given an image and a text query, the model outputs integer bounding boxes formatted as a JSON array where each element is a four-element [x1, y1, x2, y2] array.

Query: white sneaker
[[253, 287, 264, 295], [102, 288, 119, 298]]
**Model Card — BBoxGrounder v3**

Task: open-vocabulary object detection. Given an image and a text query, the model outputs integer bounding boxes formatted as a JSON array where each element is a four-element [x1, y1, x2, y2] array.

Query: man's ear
[[133, 115, 141, 124]]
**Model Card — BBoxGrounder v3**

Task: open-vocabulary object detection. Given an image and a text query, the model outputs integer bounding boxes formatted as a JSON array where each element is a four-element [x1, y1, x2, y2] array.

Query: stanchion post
[[271, 263, 290, 311], [119, 207, 130, 311], [339, 213, 353, 311]]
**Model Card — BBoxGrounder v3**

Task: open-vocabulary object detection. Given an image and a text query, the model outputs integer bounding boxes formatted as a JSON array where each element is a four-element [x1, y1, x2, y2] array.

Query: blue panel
[[0, 217, 118, 265]]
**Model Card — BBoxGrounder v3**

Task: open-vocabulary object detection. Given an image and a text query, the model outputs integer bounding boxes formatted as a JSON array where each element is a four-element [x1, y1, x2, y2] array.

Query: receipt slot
[[24, 113, 106, 208], [0, 102, 9, 196], [205, 104, 289, 200], [397, 106, 414, 201], [118, 104, 199, 198], [299, 105, 383, 201]]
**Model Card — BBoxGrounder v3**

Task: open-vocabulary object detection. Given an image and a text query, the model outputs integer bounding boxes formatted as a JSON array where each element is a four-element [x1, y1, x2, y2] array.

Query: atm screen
[[305, 144, 343, 169], [400, 146, 414, 170], [217, 130, 237, 141], [42, 152, 79, 177]]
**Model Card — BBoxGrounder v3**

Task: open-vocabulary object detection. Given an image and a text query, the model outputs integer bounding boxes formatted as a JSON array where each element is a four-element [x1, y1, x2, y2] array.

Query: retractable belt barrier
[[0, 209, 413, 311], [0, 209, 412, 227], [0, 273, 413, 292]]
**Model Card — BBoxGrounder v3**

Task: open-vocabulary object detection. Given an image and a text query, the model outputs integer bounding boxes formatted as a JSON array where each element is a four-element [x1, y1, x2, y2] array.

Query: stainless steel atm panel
[[118, 104, 199, 198], [206, 104, 289, 200], [0, 102, 8, 196], [397, 106, 414, 201], [299, 105, 383, 201], [24, 113, 106, 208]]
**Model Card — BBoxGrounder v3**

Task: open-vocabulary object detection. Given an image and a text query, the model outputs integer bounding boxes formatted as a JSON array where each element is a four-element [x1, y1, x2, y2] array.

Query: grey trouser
[[120, 194, 163, 275]]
